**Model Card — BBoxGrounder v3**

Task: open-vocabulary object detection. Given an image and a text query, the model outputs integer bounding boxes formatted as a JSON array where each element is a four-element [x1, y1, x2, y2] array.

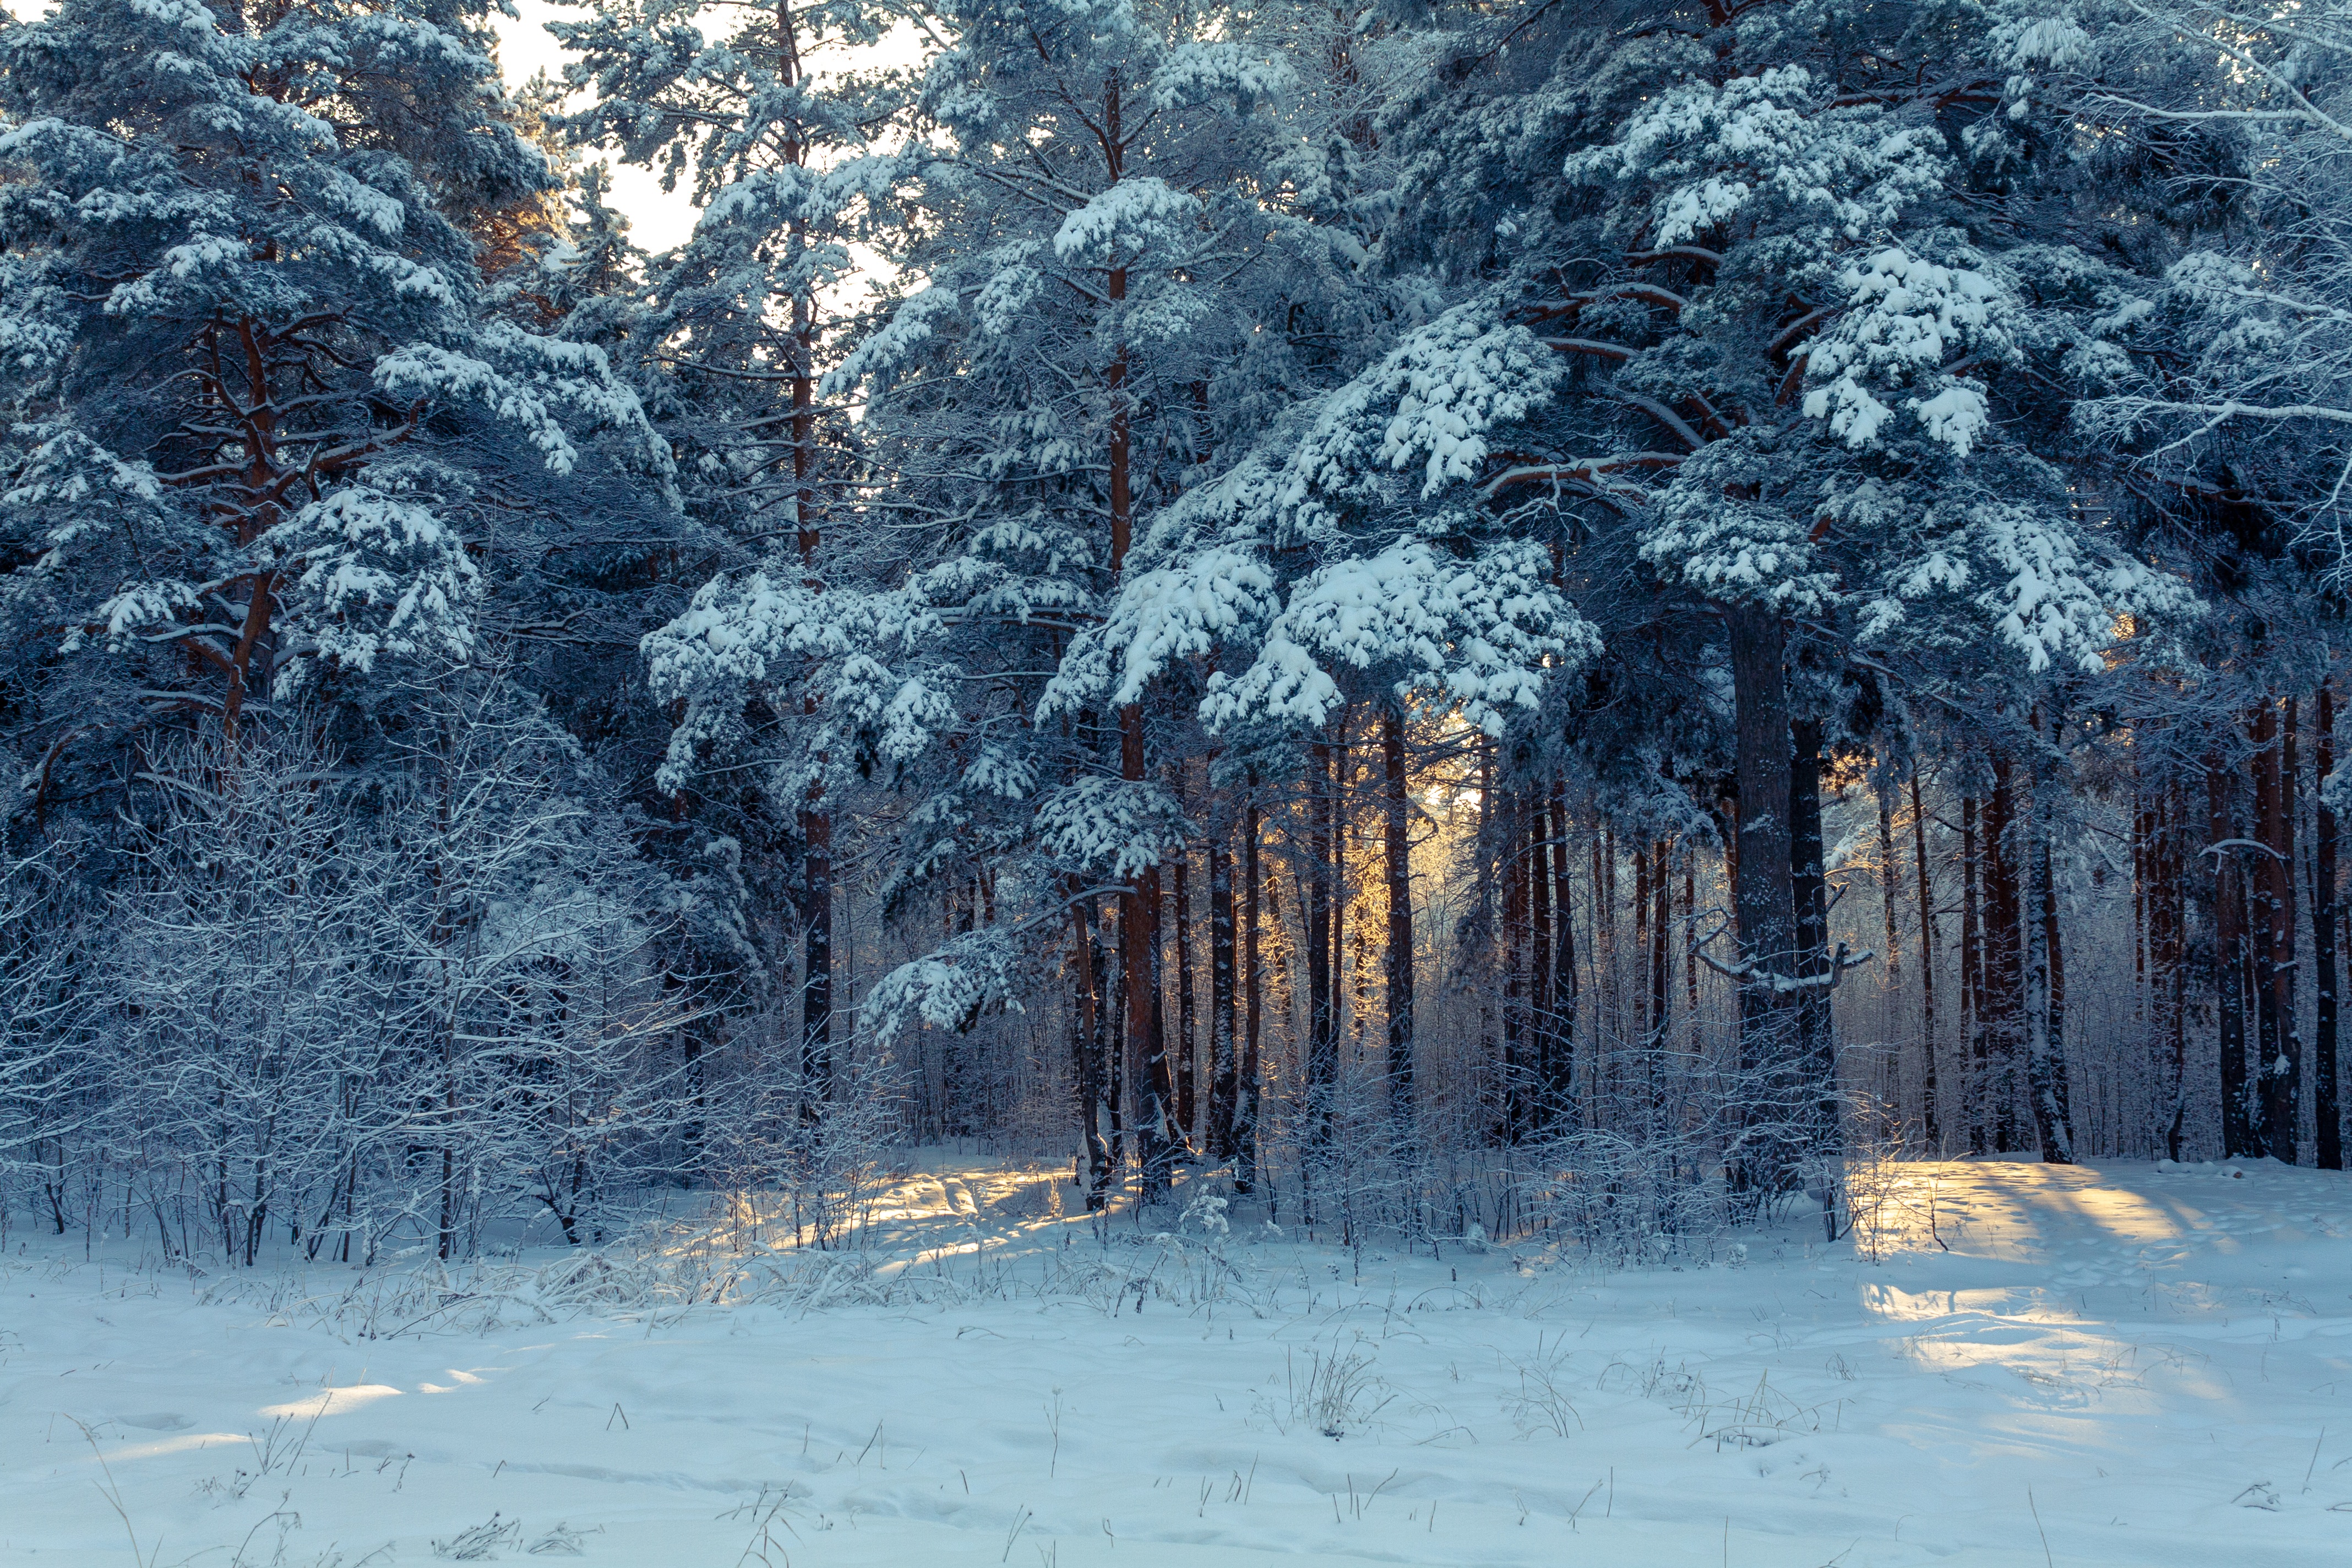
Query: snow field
[[3, 1158, 2350, 1566]]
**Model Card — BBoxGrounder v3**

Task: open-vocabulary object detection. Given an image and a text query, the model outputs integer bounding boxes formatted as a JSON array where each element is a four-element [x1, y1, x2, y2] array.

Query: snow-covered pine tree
[[2056, 1, 2352, 1166], [557, 0, 917, 1107], [1321, 0, 2202, 1189], [650, 0, 1375, 1197], [1001, 7, 1626, 1211], [0, 0, 664, 761]]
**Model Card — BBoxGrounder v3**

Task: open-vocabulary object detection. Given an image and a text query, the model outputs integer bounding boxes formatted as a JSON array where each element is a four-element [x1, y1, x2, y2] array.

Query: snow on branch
[[1052, 178, 1204, 269], [644, 573, 941, 790], [373, 324, 670, 482], [1038, 540, 1277, 718], [1034, 776, 1189, 881], [1801, 242, 2015, 456], [861, 925, 1027, 1050], [1697, 942, 1877, 994], [1282, 303, 1566, 522], [1148, 41, 1298, 112], [1568, 66, 1951, 252], [1201, 537, 1594, 736], [261, 479, 480, 694]]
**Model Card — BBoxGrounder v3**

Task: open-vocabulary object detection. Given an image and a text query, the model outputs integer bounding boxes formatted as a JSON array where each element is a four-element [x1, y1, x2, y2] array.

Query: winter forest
[[6, 1, 2352, 1563]]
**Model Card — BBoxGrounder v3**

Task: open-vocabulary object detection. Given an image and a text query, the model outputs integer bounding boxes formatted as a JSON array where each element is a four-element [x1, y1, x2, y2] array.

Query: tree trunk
[[1236, 794, 1263, 1193], [771, 1, 831, 1115], [1529, 795, 1555, 1134], [1174, 836, 1196, 1147], [1647, 837, 1672, 1138], [1879, 783, 1902, 995], [1381, 709, 1415, 1141], [1099, 899, 1125, 1175], [2155, 777, 2188, 1161], [2212, 754, 2253, 1158], [802, 807, 833, 1104], [2254, 698, 2301, 1161], [2316, 683, 2342, 1169], [1962, 791, 1985, 1153], [1208, 826, 1239, 1164], [1725, 601, 1800, 1191], [1501, 791, 1530, 1143], [1791, 719, 1837, 1164], [1072, 891, 1112, 1208], [1097, 75, 1174, 1196], [1984, 755, 2026, 1153], [1305, 736, 1338, 1172], [1683, 858, 1700, 1023], [1632, 834, 1651, 1131], [794, 210, 831, 1110], [1550, 786, 1581, 1129], [1909, 773, 1940, 1151], [2030, 819, 2074, 1162], [1604, 830, 1622, 1058], [1124, 847, 1172, 1195], [2132, 774, 2153, 1152], [2024, 729, 2074, 1164], [2280, 695, 2302, 1159]]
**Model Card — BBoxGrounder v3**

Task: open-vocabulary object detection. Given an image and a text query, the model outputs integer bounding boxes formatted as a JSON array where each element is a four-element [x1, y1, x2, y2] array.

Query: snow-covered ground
[[4, 1158, 2349, 1566]]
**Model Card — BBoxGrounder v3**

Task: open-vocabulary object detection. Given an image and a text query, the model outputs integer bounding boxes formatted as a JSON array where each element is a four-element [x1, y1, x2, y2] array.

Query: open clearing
[[4, 1158, 2350, 1566]]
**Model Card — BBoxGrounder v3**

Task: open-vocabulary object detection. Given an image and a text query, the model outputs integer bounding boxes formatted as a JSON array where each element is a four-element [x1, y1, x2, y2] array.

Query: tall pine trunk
[[1174, 836, 1196, 1147], [2211, 755, 2253, 1157], [1529, 797, 1555, 1133], [1647, 837, 1672, 1137], [1550, 787, 1581, 1128], [1909, 774, 1940, 1150], [1879, 783, 1902, 997], [1098, 78, 1174, 1197], [1501, 791, 1531, 1142], [1984, 755, 2025, 1153], [1236, 795, 1263, 1194], [1381, 709, 1415, 1140], [1961, 791, 1984, 1151], [2155, 778, 2188, 1160], [1208, 824, 1239, 1163], [1634, 839, 1652, 1126], [1305, 736, 1338, 1173], [2316, 684, 2342, 1169], [1072, 891, 1112, 1208], [2024, 727, 2074, 1164], [775, 6, 831, 1112], [1725, 601, 1800, 1191], [2253, 699, 2301, 1161], [794, 328, 830, 1108], [1791, 720, 1837, 1169]]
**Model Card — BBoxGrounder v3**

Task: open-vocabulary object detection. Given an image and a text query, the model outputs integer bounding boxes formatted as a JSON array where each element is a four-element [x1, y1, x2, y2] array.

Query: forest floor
[[3, 1156, 2350, 1567]]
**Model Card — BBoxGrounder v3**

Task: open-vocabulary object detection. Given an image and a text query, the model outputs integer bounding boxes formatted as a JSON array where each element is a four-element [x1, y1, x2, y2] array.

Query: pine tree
[[562, 0, 914, 1102], [0, 0, 665, 750]]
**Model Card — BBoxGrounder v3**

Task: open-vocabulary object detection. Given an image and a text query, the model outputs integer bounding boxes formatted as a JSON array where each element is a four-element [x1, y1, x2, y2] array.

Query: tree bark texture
[[1725, 601, 1800, 1189], [1381, 709, 1415, 1139], [1549, 786, 1580, 1129], [1961, 791, 1985, 1153], [1791, 720, 1837, 1161], [2211, 756, 2253, 1157], [2252, 699, 2301, 1161], [1984, 756, 2025, 1153], [2317, 684, 2342, 1169], [1909, 774, 1940, 1150]]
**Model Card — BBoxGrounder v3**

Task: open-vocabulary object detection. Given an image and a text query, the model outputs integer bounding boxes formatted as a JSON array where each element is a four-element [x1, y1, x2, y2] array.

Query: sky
[[493, 0, 702, 252]]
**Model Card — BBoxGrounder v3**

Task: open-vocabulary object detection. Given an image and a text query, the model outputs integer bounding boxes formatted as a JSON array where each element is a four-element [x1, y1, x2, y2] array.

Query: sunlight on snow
[[259, 1383, 405, 1418]]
